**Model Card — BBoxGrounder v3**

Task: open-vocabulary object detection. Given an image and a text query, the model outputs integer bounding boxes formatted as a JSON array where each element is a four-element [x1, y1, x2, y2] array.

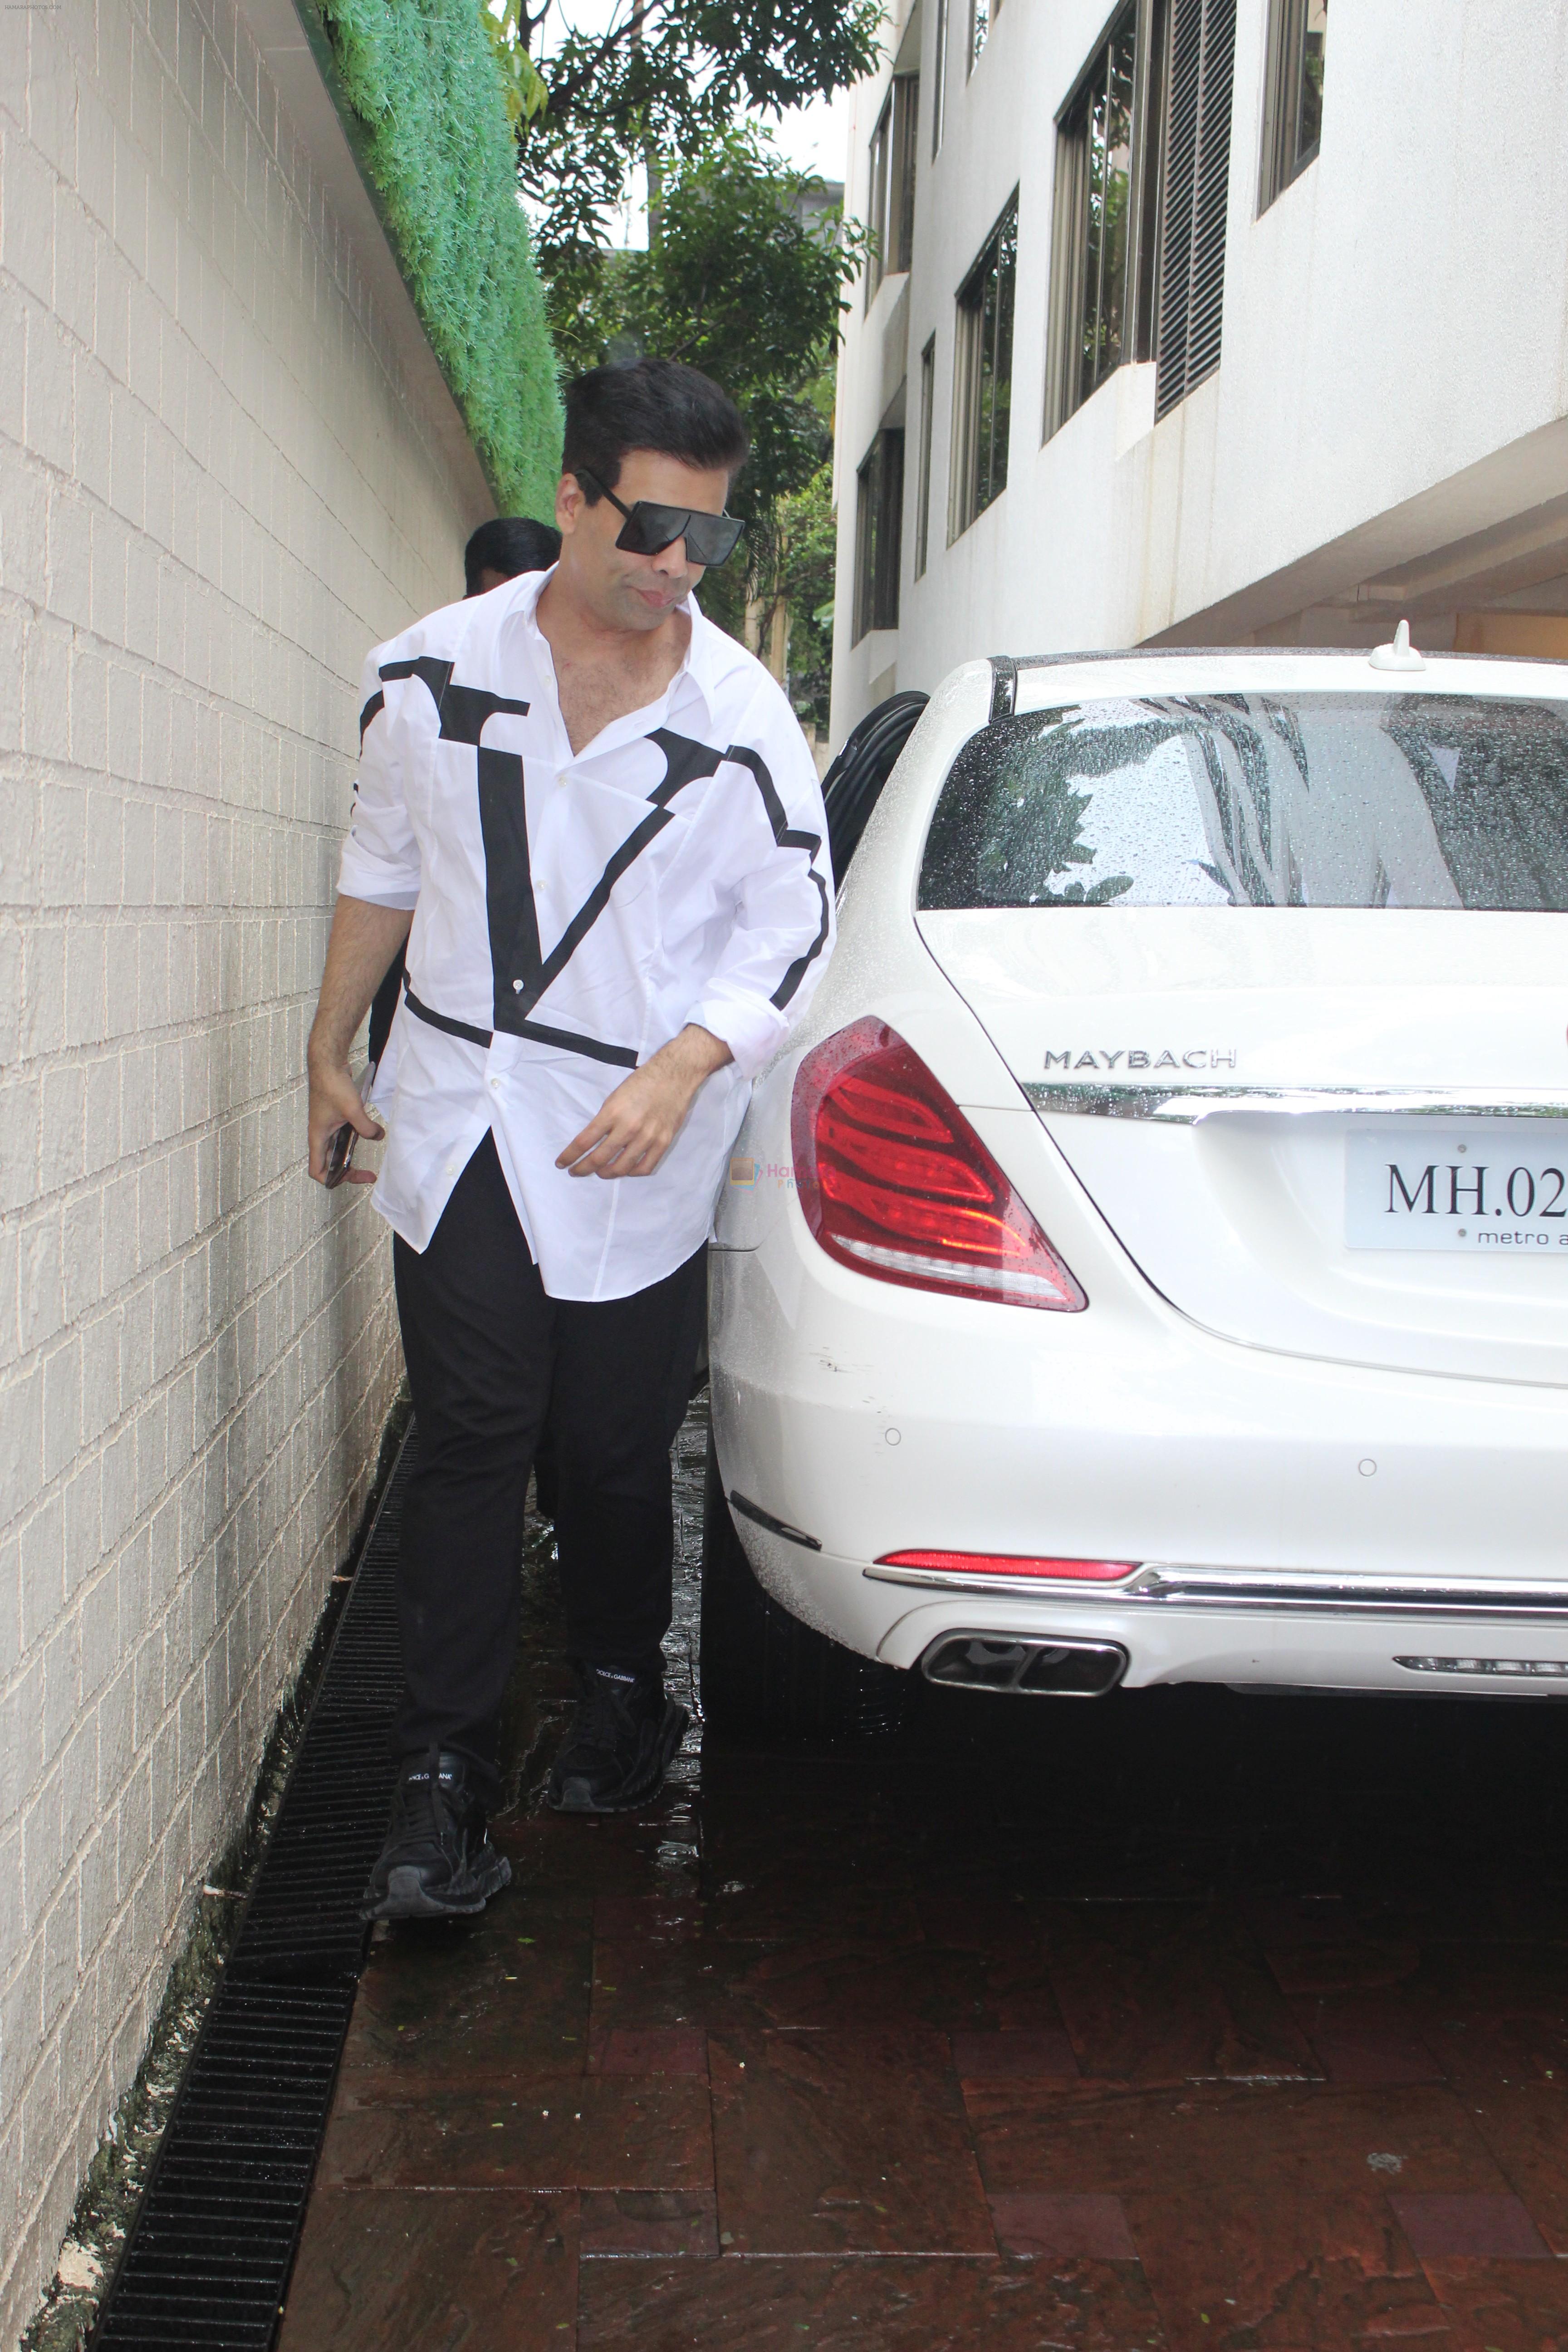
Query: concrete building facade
[[0, 0, 491, 2332], [830, 0, 1568, 743]]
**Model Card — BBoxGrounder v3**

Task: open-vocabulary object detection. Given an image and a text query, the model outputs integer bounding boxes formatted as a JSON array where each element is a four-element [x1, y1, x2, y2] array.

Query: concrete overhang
[[1146, 414, 1568, 647]]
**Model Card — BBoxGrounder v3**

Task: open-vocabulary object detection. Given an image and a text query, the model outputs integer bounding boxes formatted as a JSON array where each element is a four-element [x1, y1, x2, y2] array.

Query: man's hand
[[307, 1053, 384, 1186], [557, 1024, 733, 1180], [304, 896, 411, 1188]]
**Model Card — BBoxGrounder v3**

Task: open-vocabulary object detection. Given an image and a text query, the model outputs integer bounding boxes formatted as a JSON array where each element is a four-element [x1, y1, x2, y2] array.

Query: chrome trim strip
[[1136, 1578, 1568, 1621], [729, 1490, 822, 1553], [1396, 1655, 1568, 1678], [1024, 1083, 1568, 1125], [865, 1560, 1568, 1619]]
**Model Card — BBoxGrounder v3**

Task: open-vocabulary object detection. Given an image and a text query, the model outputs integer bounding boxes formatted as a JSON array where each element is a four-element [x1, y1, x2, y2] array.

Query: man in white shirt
[[305, 360, 835, 1919]]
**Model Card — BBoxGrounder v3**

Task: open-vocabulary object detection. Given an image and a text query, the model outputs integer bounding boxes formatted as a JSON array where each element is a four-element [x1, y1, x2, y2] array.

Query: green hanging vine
[[308, 0, 563, 517]]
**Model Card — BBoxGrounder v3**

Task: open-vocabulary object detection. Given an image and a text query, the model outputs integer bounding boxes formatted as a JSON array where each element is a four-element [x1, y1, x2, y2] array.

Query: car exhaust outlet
[[919, 1632, 1129, 1698]]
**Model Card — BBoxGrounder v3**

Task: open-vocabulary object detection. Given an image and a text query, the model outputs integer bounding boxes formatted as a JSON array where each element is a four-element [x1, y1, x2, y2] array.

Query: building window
[[854, 429, 906, 642], [1259, 0, 1326, 210], [1156, 0, 1237, 417], [915, 336, 936, 578], [968, 0, 989, 77], [1045, 10, 1135, 434], [867, 75, 920, 304], [931, 0, 949, 154], [949, 195, 1017, 541], [1043, 0, 1166, 440]]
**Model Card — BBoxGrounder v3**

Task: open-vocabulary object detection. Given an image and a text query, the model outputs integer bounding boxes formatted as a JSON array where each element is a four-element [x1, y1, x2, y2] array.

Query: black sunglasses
[[578, 468, 745, 569]]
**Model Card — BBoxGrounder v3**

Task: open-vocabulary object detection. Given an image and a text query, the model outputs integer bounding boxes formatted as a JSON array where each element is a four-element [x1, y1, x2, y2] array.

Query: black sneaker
[[363, 1749, 512, 1920], [546, 1665, 690, 1814]]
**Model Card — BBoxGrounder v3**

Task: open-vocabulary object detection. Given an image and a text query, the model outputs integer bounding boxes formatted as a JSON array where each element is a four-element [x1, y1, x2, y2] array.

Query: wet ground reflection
[[280, 1396, 1568, 2349]]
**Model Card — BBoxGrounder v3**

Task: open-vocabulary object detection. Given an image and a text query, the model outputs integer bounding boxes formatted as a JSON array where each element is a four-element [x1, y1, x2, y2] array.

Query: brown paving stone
[[496, 1807, 701, 1900], [276, 2189, 576, 2351], [952, 2030, 1080, 2083], [1404, 1945, 1568, 2009], [1401, 1947, 1568, 2079], [1419, 2010, 1568, 2084], [341, 1915, 594, 2087], [1390, 2195, 1550, 2259], [989, 2192, 1137, 2258], [1401, 1946, 1568, 2080], [877, 1906, 1072, 2035], [1292, 1996, 1444, 2086], [1417, 2257, 1568, 2352], [1265, 1941, 1425, 2000], [1033, 1852, 1222, 1903], [1121, 2189, 1446, 2352], [318, 2078, 713, 2190], [1041, 1901, 1320, 2084], [965, 2082, 1514, 2198], [290, 1452, 1568, 2345], [593, 2027, 709, 2076], [708, 2029, 993, 2254], [700, 1757, 917, 1842], [1461, 2080, 1568, 2253], [594, 1892, 706, 1941], [586, 1933, 762, 2032], [580, 2188, 720, 2257], [703, 1878, 924, 1945], [577, 2252, 1169, 2349], [698, 1832, 904, 1891], [725, 1937, 999, 2032], [914, 1884, 1049, 1956], [980, 1951, 1082, 2036], [587, 1925, 1009, 2036]]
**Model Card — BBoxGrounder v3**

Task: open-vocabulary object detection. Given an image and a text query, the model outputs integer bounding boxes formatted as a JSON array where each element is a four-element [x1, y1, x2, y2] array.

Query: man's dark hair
[[562, 359, 749, 501], [463, 515, 562, 595]]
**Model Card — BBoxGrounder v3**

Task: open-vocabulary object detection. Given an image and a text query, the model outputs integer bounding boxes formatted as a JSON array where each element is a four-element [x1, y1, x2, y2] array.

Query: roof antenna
[[1369, 617, 1425, 672]]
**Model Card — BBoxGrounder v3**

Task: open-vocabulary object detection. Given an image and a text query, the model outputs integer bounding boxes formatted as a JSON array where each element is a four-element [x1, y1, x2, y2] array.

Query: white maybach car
[[698, 641, 1568, 1736]]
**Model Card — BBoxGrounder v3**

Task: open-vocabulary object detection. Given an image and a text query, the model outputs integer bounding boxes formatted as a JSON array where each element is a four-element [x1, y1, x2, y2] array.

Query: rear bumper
[[883, 1591, 1568, 1697], [725, 1514, 1568, 1697], [709, 1218, 1568, 1699]]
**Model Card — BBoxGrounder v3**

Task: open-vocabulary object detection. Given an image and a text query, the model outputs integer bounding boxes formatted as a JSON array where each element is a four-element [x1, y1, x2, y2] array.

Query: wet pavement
[[279, 1401, 1568, 2350]]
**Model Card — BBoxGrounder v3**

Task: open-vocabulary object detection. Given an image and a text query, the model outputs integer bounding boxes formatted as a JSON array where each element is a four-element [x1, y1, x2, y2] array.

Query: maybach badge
[[1043, 1048, 1240, 1072]]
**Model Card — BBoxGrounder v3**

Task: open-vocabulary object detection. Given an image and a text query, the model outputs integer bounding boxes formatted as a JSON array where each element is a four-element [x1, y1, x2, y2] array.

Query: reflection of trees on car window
[[1147, 696, 1298, 905], [1389, 697, 1568, 913], [974, 715, 1148, 905], [918, 691, 1568, 913]]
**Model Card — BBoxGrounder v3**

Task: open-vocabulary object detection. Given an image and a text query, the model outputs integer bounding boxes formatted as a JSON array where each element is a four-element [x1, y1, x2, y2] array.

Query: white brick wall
[[0, 2, 486, 2333]]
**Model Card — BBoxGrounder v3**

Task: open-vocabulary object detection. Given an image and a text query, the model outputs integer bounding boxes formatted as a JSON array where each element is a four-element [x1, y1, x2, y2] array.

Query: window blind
[[1156, 0, 1235, 418]]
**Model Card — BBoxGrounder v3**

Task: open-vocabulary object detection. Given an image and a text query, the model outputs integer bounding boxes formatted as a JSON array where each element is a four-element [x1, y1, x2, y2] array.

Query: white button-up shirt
[[337, 568, 835, 1300]]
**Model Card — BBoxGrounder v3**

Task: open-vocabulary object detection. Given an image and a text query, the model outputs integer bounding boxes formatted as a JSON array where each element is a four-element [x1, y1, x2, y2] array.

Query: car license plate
[[1346, 1124, 1568, 1254]]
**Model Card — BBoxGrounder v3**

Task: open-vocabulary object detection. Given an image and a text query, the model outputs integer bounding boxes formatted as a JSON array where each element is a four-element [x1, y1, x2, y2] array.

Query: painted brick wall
[[0, 1, 480, 2332]]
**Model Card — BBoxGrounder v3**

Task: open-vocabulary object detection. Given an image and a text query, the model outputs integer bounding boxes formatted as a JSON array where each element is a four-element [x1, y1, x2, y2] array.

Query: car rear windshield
[[917, 690, 1568, 911]]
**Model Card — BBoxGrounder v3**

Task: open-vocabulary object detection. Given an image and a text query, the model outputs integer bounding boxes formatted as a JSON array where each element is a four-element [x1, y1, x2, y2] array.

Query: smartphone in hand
[[323, 1121, 358, 1189]]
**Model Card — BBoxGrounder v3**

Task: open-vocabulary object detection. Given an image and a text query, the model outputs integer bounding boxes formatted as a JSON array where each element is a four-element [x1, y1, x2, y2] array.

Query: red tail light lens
[[790, 1019, 1086, 1310], [879, 1551, 1137, 1580]]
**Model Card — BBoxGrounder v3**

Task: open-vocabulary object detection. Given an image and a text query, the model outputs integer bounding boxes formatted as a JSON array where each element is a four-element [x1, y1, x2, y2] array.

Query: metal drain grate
[[88, 1426, 416, 2349]]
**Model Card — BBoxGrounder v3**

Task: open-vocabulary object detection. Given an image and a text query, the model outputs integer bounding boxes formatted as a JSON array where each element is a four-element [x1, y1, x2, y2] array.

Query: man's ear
[[555, 472, 586, 534]]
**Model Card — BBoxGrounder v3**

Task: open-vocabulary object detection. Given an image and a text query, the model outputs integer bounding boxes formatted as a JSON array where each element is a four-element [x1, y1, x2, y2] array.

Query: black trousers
[[392, 1132, 708, 1803]]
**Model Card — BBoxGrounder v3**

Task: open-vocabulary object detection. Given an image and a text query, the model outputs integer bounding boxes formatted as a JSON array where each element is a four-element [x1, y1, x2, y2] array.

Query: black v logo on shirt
[[480, 727, 725, 1050], [379, 656, 531, 745], [394, 687, 826, 1072]]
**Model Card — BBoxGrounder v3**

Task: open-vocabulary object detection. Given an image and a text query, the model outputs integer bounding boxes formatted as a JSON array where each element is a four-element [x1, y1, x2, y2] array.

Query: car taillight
[[790, 1019, 1087, 1310], [879, 1551, 1137, 1580]]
